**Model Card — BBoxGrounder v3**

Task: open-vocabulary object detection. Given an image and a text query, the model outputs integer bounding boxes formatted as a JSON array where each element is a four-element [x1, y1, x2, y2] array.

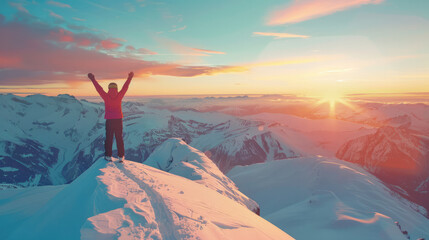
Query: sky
[[0, 0, 429, 97]]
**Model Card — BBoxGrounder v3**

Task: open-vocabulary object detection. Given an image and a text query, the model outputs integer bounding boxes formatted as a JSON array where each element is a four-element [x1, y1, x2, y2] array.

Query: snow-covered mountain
[[332, 102, 429, 135], [243, 112, 375, 158], [336, 126, 428, 177], [2, 93, 429, 239], [145, 138, 259, 214], [0, 94, 104, 187], [227, 157, 429, 240], [0, 94, 300, 187], [0, 159, 293, 240], [336, 125, 429, 212]]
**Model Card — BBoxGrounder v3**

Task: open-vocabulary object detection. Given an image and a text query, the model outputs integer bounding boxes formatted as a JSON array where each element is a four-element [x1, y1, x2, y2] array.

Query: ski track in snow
[[115, 161, 181, 240]]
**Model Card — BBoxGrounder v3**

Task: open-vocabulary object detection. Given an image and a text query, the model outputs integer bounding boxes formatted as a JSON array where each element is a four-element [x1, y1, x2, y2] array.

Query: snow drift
[[228, 157, 429, 240], [1, 159, 293, 240], [145, 138, 260, 214]]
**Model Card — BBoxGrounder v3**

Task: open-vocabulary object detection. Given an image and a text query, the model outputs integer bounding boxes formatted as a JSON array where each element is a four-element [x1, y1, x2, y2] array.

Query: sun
[[315, 94, 356, 117]]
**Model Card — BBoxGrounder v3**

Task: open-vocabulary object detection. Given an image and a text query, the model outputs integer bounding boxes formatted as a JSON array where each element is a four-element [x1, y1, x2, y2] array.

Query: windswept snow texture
[[1, 159, 293, 240], [145, 138, 259, 214], [228, 157, 429, 240]]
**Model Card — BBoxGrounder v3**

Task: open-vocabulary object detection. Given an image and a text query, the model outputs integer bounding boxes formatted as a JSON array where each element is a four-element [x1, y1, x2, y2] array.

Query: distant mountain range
[[0, 94, 299, 187]]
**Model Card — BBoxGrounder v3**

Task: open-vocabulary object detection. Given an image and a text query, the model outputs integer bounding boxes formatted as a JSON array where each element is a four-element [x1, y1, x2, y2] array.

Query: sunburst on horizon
[[314, 94, 358, 117]]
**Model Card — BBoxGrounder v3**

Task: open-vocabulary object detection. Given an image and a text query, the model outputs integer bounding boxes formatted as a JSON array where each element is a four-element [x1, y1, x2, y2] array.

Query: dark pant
[[105, 119, 125, 157]]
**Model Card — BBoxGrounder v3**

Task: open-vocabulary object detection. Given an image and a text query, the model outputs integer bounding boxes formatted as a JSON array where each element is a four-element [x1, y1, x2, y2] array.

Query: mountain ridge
[[2, 158, 293, 240]]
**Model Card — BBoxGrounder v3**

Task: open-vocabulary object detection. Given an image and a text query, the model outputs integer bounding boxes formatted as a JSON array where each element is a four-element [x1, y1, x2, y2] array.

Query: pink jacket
[[91, 78, 132, 119]]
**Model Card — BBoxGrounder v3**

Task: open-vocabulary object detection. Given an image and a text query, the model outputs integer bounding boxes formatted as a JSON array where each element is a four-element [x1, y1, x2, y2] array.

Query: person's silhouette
[[88, 72, 134, 162]]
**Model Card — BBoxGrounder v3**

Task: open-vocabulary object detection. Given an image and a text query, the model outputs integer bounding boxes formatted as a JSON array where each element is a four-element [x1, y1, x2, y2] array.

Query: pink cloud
[[125, 45, 136, 51], [191, 48, 226, 55], [253, 32, 310, 39], [100, 39, 122, 50], [155, 37, 209, 57], [47, 1, 72, 8], [9, 2, 29, 14], [125, 46, 157, 55], [51, 28, 74, 42], [268, 0, 384, 25], [138, 48, 158, 55], [0, 56, 21, 68], [72, 17, 86, 21], [0, 14, 243, 85], [156, 37, 226, 58], [49, 10, 64, 20], [49, 27, 123, 50], [77, 38, 92, 47]]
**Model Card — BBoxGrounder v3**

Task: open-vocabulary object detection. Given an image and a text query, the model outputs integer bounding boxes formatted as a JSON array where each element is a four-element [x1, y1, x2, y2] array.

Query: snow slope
[[2, 159, 293, 240], [145, 138, 259, 214], [0, 184, 65, 239], [228, 157, 429, 240], [336, 125, 429, 213]]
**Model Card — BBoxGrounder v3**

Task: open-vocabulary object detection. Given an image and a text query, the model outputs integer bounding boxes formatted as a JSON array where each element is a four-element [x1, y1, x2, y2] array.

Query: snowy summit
[[1, 158, 293, 240]]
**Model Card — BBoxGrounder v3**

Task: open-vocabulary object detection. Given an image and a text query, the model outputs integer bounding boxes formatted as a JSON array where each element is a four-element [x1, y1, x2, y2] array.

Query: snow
[[417, 177, 429, 193], [2, 93, 429, 239], [0, 167, 19, 172], [243, 112, 375, 157], [0, 185, 65, 239], [228, 157, 429, 240], [0, 94, 302, 186], [1, 159, 293, 240], [145, 138, 259, 213]]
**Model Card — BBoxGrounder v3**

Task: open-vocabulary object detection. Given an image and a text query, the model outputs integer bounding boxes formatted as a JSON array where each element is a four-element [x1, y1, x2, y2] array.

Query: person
[[88, 72, 134, 162]]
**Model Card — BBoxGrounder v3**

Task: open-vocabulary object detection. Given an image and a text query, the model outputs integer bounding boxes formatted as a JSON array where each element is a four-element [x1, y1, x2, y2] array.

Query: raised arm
[[88, 73, 107, 100], [118, 72, 134, 99]]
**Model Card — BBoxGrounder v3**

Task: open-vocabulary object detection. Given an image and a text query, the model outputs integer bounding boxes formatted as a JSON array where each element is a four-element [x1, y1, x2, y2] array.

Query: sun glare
[[315, 94, 357, 117]]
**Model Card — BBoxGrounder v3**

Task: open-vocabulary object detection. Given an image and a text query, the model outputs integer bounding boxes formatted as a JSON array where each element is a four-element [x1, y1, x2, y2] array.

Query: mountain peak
[[57, 94, 77, 99], [4, 158, 292, 240], [145, 138, 260, 214]]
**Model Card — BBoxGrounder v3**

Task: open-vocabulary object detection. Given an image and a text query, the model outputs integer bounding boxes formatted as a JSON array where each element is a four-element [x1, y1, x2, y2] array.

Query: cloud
[[9, 2, 29, 13], [156, 37, 226, 57], [49, 10, 64, 20], [137, 48, 158, 55], [47, 1, 72, 8], [72, 17, 86, 21], [124, 2, 136, 12], [191, 48, 225, 55], [48, 25, 125, 50], [125, 46, 158, 55], [170, 25, 187, 32], [0, 14, 243, 86], [245, 57, 324, 68], [253, 32, 309, 39], [87, 1, 114, 11], [99, 39, 122, 50], [267, 0, 384, 25]]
